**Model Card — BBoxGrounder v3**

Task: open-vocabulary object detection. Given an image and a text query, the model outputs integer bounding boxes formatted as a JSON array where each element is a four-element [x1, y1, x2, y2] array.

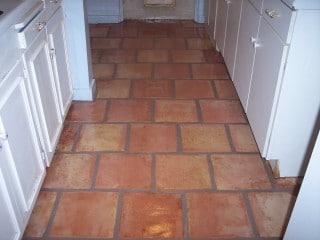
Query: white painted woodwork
[[87, 0, 123, 23], [215, 0, 229, 53]]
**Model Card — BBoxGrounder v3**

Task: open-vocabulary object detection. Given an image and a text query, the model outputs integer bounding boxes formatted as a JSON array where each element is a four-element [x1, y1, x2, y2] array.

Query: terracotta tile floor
[[23, 20, 301, 240]]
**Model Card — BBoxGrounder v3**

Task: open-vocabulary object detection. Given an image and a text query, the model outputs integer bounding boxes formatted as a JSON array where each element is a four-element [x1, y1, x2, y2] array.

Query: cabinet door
[[0, 62, 46, 238], [233, 0, 261, 110], [24, 30, 62, 165], [208, 0, 217, 41], [247, 18, 288, 156], [47, 8, 73, 118], [223, 0, 243, 79], [215, 0, 229, 53]]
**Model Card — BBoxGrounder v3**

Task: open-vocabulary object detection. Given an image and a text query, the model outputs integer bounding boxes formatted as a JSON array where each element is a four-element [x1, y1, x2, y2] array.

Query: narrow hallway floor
[[23, 20, 301, 240]]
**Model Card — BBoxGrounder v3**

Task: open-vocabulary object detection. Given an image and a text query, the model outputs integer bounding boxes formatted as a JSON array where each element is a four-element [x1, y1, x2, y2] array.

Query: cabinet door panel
[[233, 0, 260, 110], [47, 8, 73, 118], [215, 0, 229, 53], [24, 31, 62, 164], [224, 0, 243, 79], [247, 18, 288, 156]]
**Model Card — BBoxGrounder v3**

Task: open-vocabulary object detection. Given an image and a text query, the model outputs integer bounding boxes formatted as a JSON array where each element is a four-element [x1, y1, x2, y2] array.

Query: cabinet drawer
[[262, 0, 295, 43], [17, 10, 48, 49], [249, 0, 264, 14]]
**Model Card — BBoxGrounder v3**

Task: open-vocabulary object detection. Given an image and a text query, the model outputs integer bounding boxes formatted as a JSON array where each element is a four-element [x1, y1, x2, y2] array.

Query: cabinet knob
[[33, 22, 46, 32], [265, 9, 280, 19], [0, 131, 8, 141]]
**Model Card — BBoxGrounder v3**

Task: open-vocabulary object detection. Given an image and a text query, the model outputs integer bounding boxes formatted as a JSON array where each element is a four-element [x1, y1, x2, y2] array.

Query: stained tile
[[76, 124, 126, 151], [130, 124, 177, 152], [43, 154, 96, 189], [139, 27, 168, 37], [108, 100, 151, 122], [50, 192, 118, 238], [168, 28, 199, 38], [154, 63, 191, 79], [95, 153, 151, 189], [97, 80, 131, 99], [156, 154, 211, 190], [212, 154, 271, 190], [119, 193, 183, 238], [187, 192, 254, 238], [100, 49, 136, 63], [91, 38, 121, 49], [24, 192, 57, 237], [89, 26, 109, 37], [56, 124, 79, 152], [181, 124, 231, 152], [133, 80, 173, 98], [137, 50, 168, 62], [229, 124, 259, 152], [187, 38, 213, 49], [108, 26, 138, 37], [91, 49, 101, 64], [155, 100, 198, 122], [115, 63, 152, 79], [66, 100, 107, 122], [192, 63, 230, 79], [92, 64, 115, 79], [175, 80, 214, 99], [154, 38, 186, 49], [172, 50, 206, 63], [122, 38, 153, 49], [200, 100, 246, 123], [274, 177, 303, 190], [248, 192, 295, 237], [215, 80, 239, 99], [204, 50, 225, 63]]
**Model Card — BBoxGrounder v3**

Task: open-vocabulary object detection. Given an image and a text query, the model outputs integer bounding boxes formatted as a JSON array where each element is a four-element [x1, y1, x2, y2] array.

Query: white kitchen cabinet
[[86, 0, 123, 23], [0, 62, 46, 239], [233, 0, 261, 110], [23, 29, 63, 166], [46, 7, 73, 119], [223, 0, 243, 79], [246, 17, 288, 157], [215, 0, 229, 54]]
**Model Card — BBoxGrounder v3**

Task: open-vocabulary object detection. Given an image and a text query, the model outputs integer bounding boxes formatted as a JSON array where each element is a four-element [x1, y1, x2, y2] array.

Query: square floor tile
[[108, 26, 138, 37], [24, 191, 57, 237], [187, 38, 213, 49], [119, 193, 183, 238], [181, 124, 231, 152], [156, 154, 211, 190], [108, 100, 151, 122], [91, 49, 101, 64], [154, 38, 186, 49], [154, 64, 191, 79], [100, 49, 136, 63], [137, 50, 169, 62], [229, 124, 259, 152], [91, 38, 121, 49], [122, 38, 153, 49], [43, 154, 96, 189], [169, 28, 199, 38], [89, 26, 109, 37], [115, 64, 152, 79], [192, 64, 229, 79], [214, 80, 239, 99], [130, 124, 177, 152], [92, 64, 114, 79], [200, 100, 246, 123], [274, 177, 303, 190], [204, 50, 224, 63], [97, 80, 131, 99], [50, 192, 118, 238], [56, 124, 79, 152], [133, 80, 173, 98], [155, 100, 198, 122], [212, 154, 271, 190], [171, 50, 206, 63], [187, 192, 254, 238], [248, 192, 295, 237], [76, 124, 126, 151], [175, 80, 214, 99], [139, 27, 168, 38], [66, 100, 107, 122], [95, 153, 151, 189]]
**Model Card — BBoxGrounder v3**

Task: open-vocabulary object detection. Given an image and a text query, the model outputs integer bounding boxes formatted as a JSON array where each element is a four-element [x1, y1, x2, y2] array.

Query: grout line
[[151, 99, 156, 123], [151, 154, 156, 191], [176, 123, 183, 153], [103, 99, 111, 122], [224, 124, 237, 153], [195, 99, 203, 123], [207, 154, 218, 190], [125, 123, 131, 152], [113, 191, 124, 239], [90, 153, 100, 190], [210, 79, 219, 99], [242, 192, 261, 239], [70, 122, 82, 153], [181, 193, 190, 239]]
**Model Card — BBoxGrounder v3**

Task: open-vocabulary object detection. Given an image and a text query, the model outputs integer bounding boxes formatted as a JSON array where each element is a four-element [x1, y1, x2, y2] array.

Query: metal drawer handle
[[49, 0, 59, 3], [0, 131, 8, 141], [265, 9, 280, 19], [33, 22, 46, 32]]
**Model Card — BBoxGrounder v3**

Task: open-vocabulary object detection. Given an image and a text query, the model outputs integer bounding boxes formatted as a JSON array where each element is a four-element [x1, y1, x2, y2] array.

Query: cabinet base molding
[[268, 160, 280, 178], [72, 79, 96, 101]]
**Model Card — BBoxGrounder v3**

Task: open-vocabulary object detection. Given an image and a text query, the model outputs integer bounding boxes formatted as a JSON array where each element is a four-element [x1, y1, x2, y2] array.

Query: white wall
[[123, 0, 195, 20]]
